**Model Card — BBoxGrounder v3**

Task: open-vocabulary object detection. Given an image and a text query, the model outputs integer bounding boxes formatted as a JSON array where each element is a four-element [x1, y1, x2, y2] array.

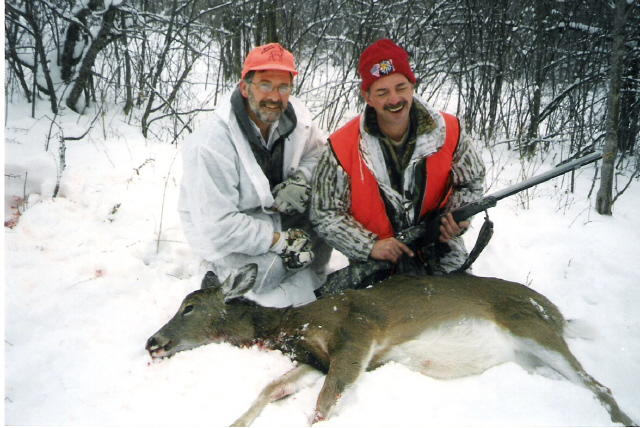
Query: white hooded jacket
[[179, 89, 325, 263]]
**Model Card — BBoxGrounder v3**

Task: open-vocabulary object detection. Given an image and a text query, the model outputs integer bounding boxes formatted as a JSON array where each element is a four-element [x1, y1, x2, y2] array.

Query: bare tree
[[5, 14, 33, 103], [3, 0, 638, 201], [6, 0, 59, 113], [597, 0, 631, 215], [60, 0, 103, 83], [66, 2, 122, 112]]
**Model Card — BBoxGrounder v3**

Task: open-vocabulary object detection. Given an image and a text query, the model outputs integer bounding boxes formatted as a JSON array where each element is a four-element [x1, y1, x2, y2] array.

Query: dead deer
[[146, 264, 637, 426]]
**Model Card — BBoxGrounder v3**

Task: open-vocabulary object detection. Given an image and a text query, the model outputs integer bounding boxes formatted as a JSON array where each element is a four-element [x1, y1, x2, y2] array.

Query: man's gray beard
[[248, 90, 283, 124]]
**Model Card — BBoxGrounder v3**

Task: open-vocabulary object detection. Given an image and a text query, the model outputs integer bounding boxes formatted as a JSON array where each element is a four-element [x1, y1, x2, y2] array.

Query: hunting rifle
[[316, 151, 604, 297]]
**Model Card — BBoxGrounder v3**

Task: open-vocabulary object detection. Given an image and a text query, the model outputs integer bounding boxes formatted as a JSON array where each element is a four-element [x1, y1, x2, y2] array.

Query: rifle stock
[[396, 196, 499, 245], [317, 198, 498, 297], [316, 151, 603, 298]]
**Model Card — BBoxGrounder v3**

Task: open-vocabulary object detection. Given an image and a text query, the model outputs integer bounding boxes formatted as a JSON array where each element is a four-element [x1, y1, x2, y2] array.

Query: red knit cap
[[358, 39, 416, 92]]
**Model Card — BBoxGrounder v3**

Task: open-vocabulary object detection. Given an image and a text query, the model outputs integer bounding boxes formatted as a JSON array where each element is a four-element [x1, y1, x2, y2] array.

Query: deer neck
[[251, 305, 290, 341], [223, 299, 289, 347], [225, 301, 318, 366], [244, 305, 308, 360]]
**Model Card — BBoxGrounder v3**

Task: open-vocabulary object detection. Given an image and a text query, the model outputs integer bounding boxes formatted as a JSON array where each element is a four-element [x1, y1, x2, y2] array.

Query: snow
[[4, 96, 640, 427]]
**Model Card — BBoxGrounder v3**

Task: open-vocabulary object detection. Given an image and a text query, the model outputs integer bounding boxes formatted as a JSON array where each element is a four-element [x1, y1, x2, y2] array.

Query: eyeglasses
[[249, 81, 293, 95]]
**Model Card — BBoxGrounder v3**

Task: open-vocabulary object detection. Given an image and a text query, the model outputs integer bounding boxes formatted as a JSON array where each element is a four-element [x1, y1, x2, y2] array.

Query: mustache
[[384, 101, 407, 111], [260, 100, 284, 110]]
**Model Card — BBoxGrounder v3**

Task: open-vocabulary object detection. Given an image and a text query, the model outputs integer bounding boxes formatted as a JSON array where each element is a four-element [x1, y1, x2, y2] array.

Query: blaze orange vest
[[329, 112, 460, 239]]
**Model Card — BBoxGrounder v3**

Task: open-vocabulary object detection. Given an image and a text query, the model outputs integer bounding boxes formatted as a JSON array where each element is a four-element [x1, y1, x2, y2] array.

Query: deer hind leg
[[230, 364, 323, 427], [516, 337, 637, 427], [314, 337, 376, 423]]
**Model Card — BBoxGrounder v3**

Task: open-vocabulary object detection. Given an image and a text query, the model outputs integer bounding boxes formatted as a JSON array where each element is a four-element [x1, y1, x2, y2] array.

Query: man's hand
[[270, 228, 314, 271], [272, 172, 311, 214], [370, 237, 414, 263], [439, 213, 469, 243]]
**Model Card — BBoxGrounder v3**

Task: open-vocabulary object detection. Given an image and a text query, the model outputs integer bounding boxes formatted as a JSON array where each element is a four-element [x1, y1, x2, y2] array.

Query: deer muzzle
[[145, 335, 176, 359]]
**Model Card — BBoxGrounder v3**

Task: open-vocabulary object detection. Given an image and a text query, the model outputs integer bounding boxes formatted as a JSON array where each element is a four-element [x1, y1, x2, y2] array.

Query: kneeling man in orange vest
[[310, 39, 486, 275]]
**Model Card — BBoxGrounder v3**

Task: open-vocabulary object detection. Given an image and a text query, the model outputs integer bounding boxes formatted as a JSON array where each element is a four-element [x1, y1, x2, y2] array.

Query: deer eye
[[182, 304, 195, 316]]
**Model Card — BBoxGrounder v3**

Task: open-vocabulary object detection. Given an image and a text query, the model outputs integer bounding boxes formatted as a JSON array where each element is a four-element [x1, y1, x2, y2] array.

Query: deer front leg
[[314, 337, 376, 423], [231, 364, 323, 427]]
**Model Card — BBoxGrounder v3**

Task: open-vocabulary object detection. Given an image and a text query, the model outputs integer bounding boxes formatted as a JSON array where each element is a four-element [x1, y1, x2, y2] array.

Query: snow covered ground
[[4, 96, 640, 426]]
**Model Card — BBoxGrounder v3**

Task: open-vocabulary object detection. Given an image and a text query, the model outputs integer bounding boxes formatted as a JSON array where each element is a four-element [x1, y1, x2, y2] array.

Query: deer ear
[[200, 271, 222, 290], [222, 264, 258, 302]]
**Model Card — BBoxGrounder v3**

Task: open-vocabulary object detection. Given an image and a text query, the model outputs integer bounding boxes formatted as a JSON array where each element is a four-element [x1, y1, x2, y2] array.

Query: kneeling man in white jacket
[[179, 43, 330, 307]]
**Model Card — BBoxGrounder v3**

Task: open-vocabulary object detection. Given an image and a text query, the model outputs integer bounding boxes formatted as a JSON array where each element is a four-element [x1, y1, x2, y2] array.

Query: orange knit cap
[[241, 43, 298, 80]]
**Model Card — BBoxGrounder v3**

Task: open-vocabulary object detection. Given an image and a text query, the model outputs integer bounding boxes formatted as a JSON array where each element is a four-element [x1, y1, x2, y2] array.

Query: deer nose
[[146, 336, 159, 352], [146, 334, 175, 358]]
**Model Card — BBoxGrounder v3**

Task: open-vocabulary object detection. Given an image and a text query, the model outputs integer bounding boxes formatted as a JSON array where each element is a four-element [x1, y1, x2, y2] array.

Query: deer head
[[146, 264, 259, 359]]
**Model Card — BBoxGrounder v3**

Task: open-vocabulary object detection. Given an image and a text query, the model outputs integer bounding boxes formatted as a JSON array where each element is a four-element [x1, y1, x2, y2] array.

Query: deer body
[[146, 265, 636, 426]]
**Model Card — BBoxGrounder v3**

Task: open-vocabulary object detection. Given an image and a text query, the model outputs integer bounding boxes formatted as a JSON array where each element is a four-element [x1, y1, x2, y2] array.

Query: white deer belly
[[380, 318, 517, 379]]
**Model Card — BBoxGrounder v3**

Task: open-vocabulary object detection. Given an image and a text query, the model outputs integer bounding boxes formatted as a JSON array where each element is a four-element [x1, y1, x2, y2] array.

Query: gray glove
[[272, 172, 311, 214], [270, 228, 314, 271]]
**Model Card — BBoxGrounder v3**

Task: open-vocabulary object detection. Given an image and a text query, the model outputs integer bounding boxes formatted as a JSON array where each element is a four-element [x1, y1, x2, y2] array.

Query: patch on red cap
[[370, 60, 395, 77]]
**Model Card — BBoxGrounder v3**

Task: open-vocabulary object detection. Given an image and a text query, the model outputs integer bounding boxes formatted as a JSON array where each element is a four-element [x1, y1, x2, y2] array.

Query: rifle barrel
[[317, 151, 603, 298], [487, 152, 603, 201]]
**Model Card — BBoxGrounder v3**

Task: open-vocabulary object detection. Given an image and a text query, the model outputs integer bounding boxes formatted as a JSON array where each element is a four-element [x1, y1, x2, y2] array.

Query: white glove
[[272, 172, 311, 214], [270, 228, 314, 271]]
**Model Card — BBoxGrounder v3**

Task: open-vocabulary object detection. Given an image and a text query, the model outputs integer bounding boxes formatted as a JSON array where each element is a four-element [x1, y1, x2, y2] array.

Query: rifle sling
[[454, 211, 494, 273]]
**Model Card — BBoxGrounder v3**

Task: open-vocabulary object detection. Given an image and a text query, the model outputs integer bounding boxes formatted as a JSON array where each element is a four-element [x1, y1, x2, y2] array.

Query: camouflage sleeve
[[445, 126, 486, 210], [310, 145, 378, 261], [436, 127, 486, 273]]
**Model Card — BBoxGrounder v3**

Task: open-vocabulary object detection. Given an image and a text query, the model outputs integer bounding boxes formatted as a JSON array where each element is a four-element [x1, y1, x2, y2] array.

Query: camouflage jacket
[[310, 96, 485, 273]]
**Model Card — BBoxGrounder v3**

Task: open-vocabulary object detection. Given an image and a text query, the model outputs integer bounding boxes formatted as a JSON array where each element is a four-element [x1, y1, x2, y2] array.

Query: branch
[[612, 162, 640, 205]]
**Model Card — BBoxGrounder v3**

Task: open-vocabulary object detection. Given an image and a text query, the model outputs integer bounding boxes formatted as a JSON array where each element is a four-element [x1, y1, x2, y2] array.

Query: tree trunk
[[523, 0, 547, 158], [596, 0, 628, 215], [618, 18, 639, 155], [121, 11, 134, 115], [10, 1, 59, 113], [267, 0, 279, 44], [141, 0, 178, 137], [66, 4, 119, 113], [5, 20, 33, 102], [60, 0, 103, 82], [487, 0, 507, 142]]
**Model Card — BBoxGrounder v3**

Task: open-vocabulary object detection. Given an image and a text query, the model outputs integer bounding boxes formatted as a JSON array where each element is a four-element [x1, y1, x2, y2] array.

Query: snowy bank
[[4, 98, 640, 426]]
